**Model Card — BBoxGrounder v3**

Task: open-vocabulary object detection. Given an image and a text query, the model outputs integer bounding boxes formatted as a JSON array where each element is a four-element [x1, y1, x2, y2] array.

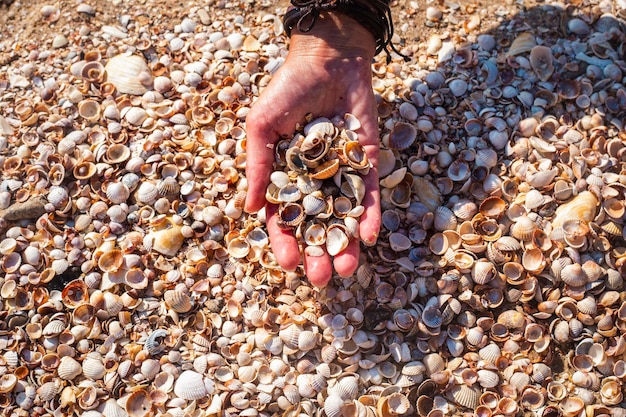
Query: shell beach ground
[[0, 0, 626, 416]]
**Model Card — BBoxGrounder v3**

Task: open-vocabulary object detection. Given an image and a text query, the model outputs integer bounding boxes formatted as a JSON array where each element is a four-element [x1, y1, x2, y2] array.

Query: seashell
[[343, 140, 370, 170], [296, 175, 323, 194], [156, 177, 180, 196], [324, 394, 346, 417], [125, 389, 152, 417], [148, 217, 184, 257], [388, 122, 417, 150], [559, 397, 584, 417], [479, 196, 506, 219], [434, 206, 457, 231], [423, 353, 445, 375], [343, 173, 366, 206], [551, 191, 598, 234], [145, 329, 168, 355], [123, 106, 148, 126], [105, 54, 152, 95], [560, 263, 587, 287], [105, 182, 130, 204], [278, 203, 305, 227], [378, 393, 411, 416], [326, 225, 350, 256], [479, 343, 501, 364], [510, 216, 537, 241], [310, 159, 339, 179], [173, 370, 208, 400], [472, 261, 496, 284], [164, 289, 192, 313], [521, 248, 545, 273], [449, 384, 480, 409], [304, 222, 326, 246], [0, 374, 18, 393], [334, 376, 359, 401], [58, 356, 82, 380], [477, 369, 499, 388], [78, 99, 101, 122], [302, 192, 327, 216], [73, 161, 97, 180], [447, 160, 470, 182], [83, 354, 106, 380], [506, 32, 536, 57]]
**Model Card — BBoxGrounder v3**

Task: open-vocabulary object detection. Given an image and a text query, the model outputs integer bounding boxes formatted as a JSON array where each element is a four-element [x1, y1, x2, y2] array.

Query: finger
[[244, 114, 278, 213], [266, 204, 301, 271], [303, 246, 333, 287], [359, 165, 381, 245], [333, 238, 360, 278]]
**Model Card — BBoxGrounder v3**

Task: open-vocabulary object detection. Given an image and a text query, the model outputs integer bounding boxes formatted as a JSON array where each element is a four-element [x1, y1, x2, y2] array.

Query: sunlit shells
[[105, 54, 152, 95]]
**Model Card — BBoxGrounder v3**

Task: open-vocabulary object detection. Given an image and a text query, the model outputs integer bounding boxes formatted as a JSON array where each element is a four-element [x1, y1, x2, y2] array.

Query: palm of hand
[[245, 54, 381, 286]]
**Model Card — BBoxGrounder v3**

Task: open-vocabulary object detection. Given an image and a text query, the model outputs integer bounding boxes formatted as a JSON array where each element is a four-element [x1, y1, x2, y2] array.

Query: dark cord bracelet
[[283, 0, 409, 63]]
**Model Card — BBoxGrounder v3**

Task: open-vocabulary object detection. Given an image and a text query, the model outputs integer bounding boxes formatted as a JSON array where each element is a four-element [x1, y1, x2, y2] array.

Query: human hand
[[245, 12, 381, 287]]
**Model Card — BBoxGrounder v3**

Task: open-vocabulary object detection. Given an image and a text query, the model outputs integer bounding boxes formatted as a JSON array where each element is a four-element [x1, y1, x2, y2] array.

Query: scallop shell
[[434, 206, 457, 231], [560, 263, 588, 287], [173, 370, 207, 400], [164, 289, 192, 313], [449, 384, 480, 409], [58, 356, 82, 380], [105, 54, 152, 95], [105, 182, 130, 204], [388, 122, 417, 150]]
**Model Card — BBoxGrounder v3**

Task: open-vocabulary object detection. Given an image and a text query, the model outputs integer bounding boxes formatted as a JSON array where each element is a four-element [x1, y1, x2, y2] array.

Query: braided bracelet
[[283, 0, 409, 63]]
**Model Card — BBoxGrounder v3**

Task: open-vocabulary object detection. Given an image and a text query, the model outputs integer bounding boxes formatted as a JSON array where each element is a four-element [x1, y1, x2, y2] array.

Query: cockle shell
[[173, 371, 208, 400], [105, 54, 152, 95], [164, 290, 192, 313], [529, 45, 554, 81], [58, 356, 82, 380], [388, 122, 417, 150], [449, 384, 480, 409]]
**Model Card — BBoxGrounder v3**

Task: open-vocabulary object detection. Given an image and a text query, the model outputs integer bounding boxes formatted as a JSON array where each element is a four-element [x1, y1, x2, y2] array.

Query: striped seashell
[[388, 122, 417, 150], [466, 326, 485, 346], [531, 363, 552, 383], [297, 330, 317, 351], [58, 356, 82, 380], [334, 375, 359, 400], [296, 174, 323, 194], [82, 354, 106, 380], [449, 384, 480, 409], [422, 307, 443, 328], [140, 358, 160, 380], [310, 159, 339, 179], [324, 394, 346, 417], [105, 54, 151, 95], [576, 296, 597, 315], [237, 365, 257, 383], [494, 236, 522, 252], [157, 177, 180, 196], [423, 353, 445, 375], [524, 189, 551, 209], [43, 320, 66, 337], [173, 370, 207, 400], [145, 329, 168, 355], [479, 343, 501, 364], [164, 289, 192, 313], [510, 216, 537, 241], [508, 371, 530, 393], [560, 263, 588, 287], [136, 181, 159, 204], [434, 206, 457, 231], [321, 345, 338, 363], [472, 261, 496, 284], [279, 324, 303, 349], [477, 369, 500, 388]]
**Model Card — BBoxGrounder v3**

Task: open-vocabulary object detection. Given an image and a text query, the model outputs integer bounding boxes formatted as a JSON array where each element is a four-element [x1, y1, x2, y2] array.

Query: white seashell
[[58, 356, 82, 380], [173, 370, 208, 400], [106, 182, 130, 204], [105, 54, 152, 95]]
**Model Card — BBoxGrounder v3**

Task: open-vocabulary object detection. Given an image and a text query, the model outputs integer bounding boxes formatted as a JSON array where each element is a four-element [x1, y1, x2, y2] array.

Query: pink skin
[[244, 12, 381, 287]]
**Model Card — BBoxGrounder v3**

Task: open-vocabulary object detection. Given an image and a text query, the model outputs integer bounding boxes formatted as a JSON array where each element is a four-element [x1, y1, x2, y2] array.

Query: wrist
[[288, 11, 376, 61]]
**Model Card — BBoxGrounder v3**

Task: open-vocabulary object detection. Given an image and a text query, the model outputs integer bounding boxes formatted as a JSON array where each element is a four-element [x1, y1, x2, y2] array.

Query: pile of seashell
[[0, 0, 625, 417], [267, 114, 369, 256]]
